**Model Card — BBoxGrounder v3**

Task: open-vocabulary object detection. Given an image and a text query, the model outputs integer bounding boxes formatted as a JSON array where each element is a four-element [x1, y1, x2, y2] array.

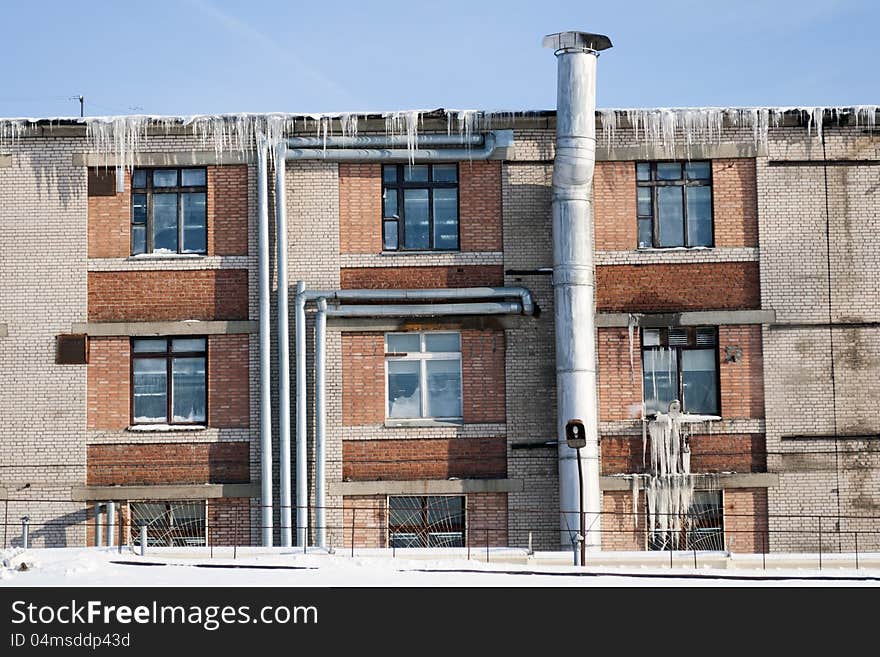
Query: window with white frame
[[385, 332, 462, 421]]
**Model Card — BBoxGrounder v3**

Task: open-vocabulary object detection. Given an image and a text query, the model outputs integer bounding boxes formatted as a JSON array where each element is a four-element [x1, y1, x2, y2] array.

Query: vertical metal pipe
[[21, 517, 29, 550], [257, 136, 274, 547], [106, 501, 116, 547], [314, 297, 328, 548], [139, 525, 147, 556], [276, 141, 293, 548], [295, 281, 308, 548], [545, 31, 611, 551], [95, 503, 103, 548]]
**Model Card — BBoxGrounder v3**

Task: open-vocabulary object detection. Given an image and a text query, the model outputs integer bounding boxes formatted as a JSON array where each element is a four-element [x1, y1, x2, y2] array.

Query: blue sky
[[1, 0, 876, 118]]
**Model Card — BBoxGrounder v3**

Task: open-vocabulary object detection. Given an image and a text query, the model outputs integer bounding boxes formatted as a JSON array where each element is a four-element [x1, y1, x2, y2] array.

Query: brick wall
[[339, 163, 382, 254], [712, 159, 758, 248], [598, 328, 643, 422], [87, 442, 250, 485], [88, 269, 248, 321], [341, 265, 503, 289], [208, 497, 251, 546], [594, 162, 637, 250], [724, 488, 768, 553], [459, 160, 502, 251], [718, 325, 764, 419], [342, 436, 507, 480], [466, 492, 508, 547], [341, 329, 506, 425], [601, 490, 645, 550], [88, 170, 131, 258], [208, 334, 250, 428], [88, 338, 130, 430], [596, 262, 760, 312], [601, 433, 766, 475]]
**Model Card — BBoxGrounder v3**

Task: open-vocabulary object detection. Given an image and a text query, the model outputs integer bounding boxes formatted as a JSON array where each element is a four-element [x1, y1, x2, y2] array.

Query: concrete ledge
[[329, 478, 524, 496], [0, 154, 11, 168], [596, 142, 762, 161], [73, 151, 253, 167], [0, 323, 7, 338], [72, 320, 258, 337], [601, 472, 779, 491], [71, 483, 259, 501], [597, 309, 776, 328]]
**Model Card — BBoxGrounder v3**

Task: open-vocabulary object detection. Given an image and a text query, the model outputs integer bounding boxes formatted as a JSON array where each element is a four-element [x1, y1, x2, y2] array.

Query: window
[[385, 332, 462, 421], [388, 496, 465, 548], [130, 500, 207, 547], [131, 338, 207, 425], [382, 164, 459, 251], [648, 490, 723, 551], [642, 327, 719, 416], [636, 161, 712, 248], [131, 168, 207, 255]]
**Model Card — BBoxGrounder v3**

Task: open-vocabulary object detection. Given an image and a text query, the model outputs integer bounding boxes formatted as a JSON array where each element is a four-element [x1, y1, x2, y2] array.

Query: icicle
[[631, 476, 639, 522], [627, 314, 636, 384]]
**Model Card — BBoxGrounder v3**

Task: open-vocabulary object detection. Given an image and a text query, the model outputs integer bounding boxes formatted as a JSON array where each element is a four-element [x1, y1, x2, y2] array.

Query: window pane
[[181, 169, 206, 186], [382, 166, 398, 183], [637, 187, 652, 216], [388, 360, 421, 418], [383, 188, 398, 218], [132, 169, 147, 188], [152, 193, 179, 253], [657, 187, 684, 247], [685, 161, 711, 180], [153, 169, 178, 187], [686, 186, 713, 247], [681, 349, 717, 414], [432, 188, 458, 249], [636, 163, 651, 181], [172, 357, 206, 423], [181, 192, 207, 253], [389, 497, 422, 526], [424, 333, 460, 352], [426, 360, 462, 418], [642, 348, 678, 415], [656, 163, 682, 180], [133, 339, 167, 353], [427, 496, 463, 525], [432, 164, 457, 182], [133, 358, 167, 422], [387, 333, 420, 353], [132, 225, 146, 255], [403, 189, 430, 249], [390, 532, 422, 548], [171, 338, 206, 352], [403, 165, 428, 182], [638, 219, 653, 249], [132, 193, 147, 224], [383, 220, 398, 250], [428, 532, 464, 547], [642, 329, 661, 346]]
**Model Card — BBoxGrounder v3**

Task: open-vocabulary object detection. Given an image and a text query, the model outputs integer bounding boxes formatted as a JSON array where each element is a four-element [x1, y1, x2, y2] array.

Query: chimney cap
[[543, 31, 612, 53]]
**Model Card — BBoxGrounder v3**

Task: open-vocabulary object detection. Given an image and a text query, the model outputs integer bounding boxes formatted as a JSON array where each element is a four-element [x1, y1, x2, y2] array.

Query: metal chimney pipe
[[543, 31, 612, 551]]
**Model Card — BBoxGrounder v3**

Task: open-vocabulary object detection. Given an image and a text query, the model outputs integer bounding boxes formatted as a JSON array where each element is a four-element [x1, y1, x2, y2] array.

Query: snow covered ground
[[2, 548, 879, 587]]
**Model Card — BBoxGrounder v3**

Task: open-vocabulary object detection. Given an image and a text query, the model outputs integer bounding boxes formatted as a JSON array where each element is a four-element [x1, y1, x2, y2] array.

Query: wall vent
[[56, 334, 89, 364]]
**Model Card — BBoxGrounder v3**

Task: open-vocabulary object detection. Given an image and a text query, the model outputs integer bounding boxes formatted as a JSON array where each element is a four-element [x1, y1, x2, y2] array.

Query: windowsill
[[635, 246, 714, 252], [384, 419, 464, 428], [127, 253, 206, 261], [126, 424, 207, 432], [380, 250, 460, 256]]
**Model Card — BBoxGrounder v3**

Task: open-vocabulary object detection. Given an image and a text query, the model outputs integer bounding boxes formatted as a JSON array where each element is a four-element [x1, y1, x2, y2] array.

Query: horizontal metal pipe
[[325, 301, 522, 317], [304, 286, 535, 316], [287, 134, 484, 148], [286, 133, 502, 162]]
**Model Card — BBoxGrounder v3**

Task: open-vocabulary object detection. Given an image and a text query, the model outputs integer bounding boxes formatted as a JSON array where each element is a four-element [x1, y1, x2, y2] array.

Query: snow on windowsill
[[384, 419, 464, 428], [635, 246, 713, 252], [127, 252, 205, 261], [127, 424, 207, 432]]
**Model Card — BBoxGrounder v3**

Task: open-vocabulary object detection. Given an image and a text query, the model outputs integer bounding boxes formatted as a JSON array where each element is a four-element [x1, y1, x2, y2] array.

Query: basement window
[[385, 332, 462, 421], [131, 168, 207, 255], [388, 496, 466, 548], [642, 327, 719, 416], [636, 161, 713, 248], [131, 338, 207, 425], [382, 164, 459, 251], [648, 490, 723, 551], [129, 500, 207, 547]]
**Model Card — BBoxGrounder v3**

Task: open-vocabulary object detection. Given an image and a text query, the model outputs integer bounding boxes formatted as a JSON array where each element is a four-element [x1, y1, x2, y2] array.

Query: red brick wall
[[208, 165, 249, 256], [598, 328, 643, 422], [341, 265, 503, 289], [339, 163, 383, 254], [208, 334, 250, 428], [594, 162, 637, 250], [601, 433, 766, 475], [87, 442, 250, 485], [208, 497, 251, 546], [718, 325, 764, 419], [88, 170, 131, 258], [602, 491, 646, 550], [343, 437, 506, 480], [88, 338, 131, 430], [724, 488, 768, 553], [88, 269, 248, 321], [712, 159, 758, 248], [341, 330, 505, 425], [459, 160, 502, 252], [466, 493, 508, 547], [596, 262, 760, 312]]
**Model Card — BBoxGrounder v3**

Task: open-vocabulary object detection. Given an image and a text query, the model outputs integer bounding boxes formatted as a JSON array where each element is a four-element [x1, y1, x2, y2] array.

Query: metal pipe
[[106, 501, 116, 547], [287, 134, 484, 149], [294, 281, 308, 548], [21, 517, 29, 550], [545, 31, 612, 551], [286, 131, 513, 162], [139, 525, 147, 556], [275, 140, 293, 548], [305, 286, 536, 316], [95, 503, 103, 548], [325, 301, 523, 317], [257, 136, 274, 547], [314, 298, 328, 548]]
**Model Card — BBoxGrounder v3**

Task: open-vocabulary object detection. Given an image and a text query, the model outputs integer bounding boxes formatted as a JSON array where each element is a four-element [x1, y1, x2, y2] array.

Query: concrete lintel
[[327, 316, 522, 332], [601, 472, 779, 492], [0, 323, 7, 338], [596, 309, 776, 329], [329, 478, 524, 497], [73, 151, 253, 167], [596, 142, 762, 162], [0, 154, 11, 168], [71, 483, 259, 502], [72, 320, 257, 337]]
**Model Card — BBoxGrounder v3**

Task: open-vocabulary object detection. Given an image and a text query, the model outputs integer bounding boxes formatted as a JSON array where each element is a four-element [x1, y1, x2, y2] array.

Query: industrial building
[[0, 31, 878, 555]]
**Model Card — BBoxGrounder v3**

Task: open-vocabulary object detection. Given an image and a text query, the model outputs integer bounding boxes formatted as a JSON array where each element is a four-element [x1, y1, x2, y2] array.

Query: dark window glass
[[381, 164, 459, 251], [130, 501, 207, 547], [131, 337, 206, 425], [641, 327, 718, 416], [636, 161, 713, 248], [130, 168, 207, 255], [388, 496, 465, 548], [648, 490, 724, 551]]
